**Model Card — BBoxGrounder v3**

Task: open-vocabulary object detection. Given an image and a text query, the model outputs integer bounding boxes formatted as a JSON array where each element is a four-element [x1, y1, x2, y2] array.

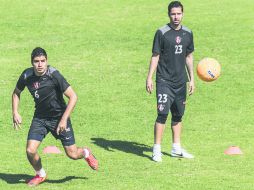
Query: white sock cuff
[[172, 143, 181, 150], [83, 148, 89, 158], [36, 168, 46, 177], [153, 144, 161, 151]]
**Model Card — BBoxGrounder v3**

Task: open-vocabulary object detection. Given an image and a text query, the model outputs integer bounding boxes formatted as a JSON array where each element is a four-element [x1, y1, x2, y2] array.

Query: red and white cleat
[[27, 175, 47, 187], [84, 148, 98, 170]]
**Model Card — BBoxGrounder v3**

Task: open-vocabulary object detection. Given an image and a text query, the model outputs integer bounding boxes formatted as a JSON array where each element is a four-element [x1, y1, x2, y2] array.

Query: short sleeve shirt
[[152, 24, 194, 86], [16, 66, 70, 118]]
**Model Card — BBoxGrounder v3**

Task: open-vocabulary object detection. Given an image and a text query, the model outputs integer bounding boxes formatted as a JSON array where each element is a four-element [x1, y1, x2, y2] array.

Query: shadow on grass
[[91, 137, 170, 160], [0, 173, 87, 184]]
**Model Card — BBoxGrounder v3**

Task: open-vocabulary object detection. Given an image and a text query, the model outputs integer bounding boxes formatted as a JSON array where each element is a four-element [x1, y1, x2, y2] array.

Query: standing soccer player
[[146, 1, 195, 162], [12, 47, 98, 186]]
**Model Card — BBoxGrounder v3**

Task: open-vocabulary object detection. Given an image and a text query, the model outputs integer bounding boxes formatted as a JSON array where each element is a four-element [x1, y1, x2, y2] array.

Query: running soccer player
[[12, 47, 98, 186], [146, 1, 195, 162]]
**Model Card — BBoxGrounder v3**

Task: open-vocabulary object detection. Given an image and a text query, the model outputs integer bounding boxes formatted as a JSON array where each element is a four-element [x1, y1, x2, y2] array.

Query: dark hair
[[31, 47, 47, 63], [168, 1, 183, 13]]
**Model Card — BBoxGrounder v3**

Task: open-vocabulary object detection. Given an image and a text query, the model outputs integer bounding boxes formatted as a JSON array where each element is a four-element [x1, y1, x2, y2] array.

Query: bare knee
[[64, 145, 83, 160], [66, 151, 79, 160], [26, 140, 41, 157], [65, 147, 79, 160], [26, 147, 37, 156]]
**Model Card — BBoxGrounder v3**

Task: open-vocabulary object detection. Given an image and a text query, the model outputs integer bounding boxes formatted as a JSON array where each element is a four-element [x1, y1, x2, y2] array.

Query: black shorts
[[156, 81, 186, 117], [27, 117, 75, 146]]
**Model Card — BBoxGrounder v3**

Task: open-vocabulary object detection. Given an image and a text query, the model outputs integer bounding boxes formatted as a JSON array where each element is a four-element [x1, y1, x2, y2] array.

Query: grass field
[[0, 0, 254, 189]]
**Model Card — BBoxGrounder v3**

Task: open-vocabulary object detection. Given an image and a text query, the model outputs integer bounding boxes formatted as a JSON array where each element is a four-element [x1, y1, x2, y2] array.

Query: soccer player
[[146, 1, 195, 162], [12, 47, 98, 186]]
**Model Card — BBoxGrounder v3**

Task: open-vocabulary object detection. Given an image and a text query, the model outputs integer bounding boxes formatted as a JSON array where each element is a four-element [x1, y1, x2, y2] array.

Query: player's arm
[[147, 29, 163, 94], [186, 53, 195, 95], [146, 54, 160, 94], [56, 86, 78, 135], [12, 88, 22, 130]]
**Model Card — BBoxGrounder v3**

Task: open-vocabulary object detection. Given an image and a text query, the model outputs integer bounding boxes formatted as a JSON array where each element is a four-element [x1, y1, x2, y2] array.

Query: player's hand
[[13, 113, 22, 130], [56, 119, 67, 135], [189, 80, 195, 95], [146, 78, 153, 94]]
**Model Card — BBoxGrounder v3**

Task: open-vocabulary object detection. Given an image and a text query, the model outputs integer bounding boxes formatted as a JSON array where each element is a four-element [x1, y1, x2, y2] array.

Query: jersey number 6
[[35, 90, 39, 99]]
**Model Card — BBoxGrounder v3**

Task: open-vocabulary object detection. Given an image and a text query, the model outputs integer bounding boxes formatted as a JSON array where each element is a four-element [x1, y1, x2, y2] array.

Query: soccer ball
[[197, 57, 221, 82]]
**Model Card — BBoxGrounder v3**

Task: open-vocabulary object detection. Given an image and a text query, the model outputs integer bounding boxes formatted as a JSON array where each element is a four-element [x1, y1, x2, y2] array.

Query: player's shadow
[[47, 176, 87, 183], [0, 173, 87, 184], [91, 137, 170, 160]]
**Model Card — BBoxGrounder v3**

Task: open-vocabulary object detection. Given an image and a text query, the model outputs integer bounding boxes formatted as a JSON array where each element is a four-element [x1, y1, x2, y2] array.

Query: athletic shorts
[[27, 117, 75, 146], [156, 81, 186, 117]]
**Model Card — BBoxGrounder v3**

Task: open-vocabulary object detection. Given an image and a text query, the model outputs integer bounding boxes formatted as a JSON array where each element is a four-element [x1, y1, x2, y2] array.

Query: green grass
[[1, 0, 254, 189]]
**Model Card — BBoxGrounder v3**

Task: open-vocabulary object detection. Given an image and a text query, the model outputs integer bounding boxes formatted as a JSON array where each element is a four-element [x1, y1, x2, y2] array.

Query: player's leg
[[170, 84, 194, 158], [171, 120, 182, 144], [50, 118, 98, 170], [152, 82, 172, 162], [26, 140, 42, 171], [26, 118, 48, 186], [152, 122, 166, 162], [170, 121, 193, 158], [63, 144, 98, 170], [154, 121, 166, 145], [63, 144, 84, 159]]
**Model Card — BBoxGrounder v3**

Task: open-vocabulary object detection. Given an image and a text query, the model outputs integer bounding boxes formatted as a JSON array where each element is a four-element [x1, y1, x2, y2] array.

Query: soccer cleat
[[152, 152, 163, 162], [27, 175, 47, 187], [170, 148, 194, 159], [84, 148, 98, 170]]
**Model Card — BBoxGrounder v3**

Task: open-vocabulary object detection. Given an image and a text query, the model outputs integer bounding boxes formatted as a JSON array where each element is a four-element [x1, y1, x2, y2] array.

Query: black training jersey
[[16, 66, 70, 118], [152, 24, 194, 86]]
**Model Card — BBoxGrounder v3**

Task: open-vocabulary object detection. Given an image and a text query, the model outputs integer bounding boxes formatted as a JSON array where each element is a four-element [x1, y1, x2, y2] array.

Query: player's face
[[169, 7, 183, 26], [32, 56, 48, 76]]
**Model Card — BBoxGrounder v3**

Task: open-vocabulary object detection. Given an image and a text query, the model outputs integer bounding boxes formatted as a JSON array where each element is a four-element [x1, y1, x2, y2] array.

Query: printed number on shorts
[[35, 90, 39, 99], [158, 94, 167, 103], [175, 45, 182, 54]]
